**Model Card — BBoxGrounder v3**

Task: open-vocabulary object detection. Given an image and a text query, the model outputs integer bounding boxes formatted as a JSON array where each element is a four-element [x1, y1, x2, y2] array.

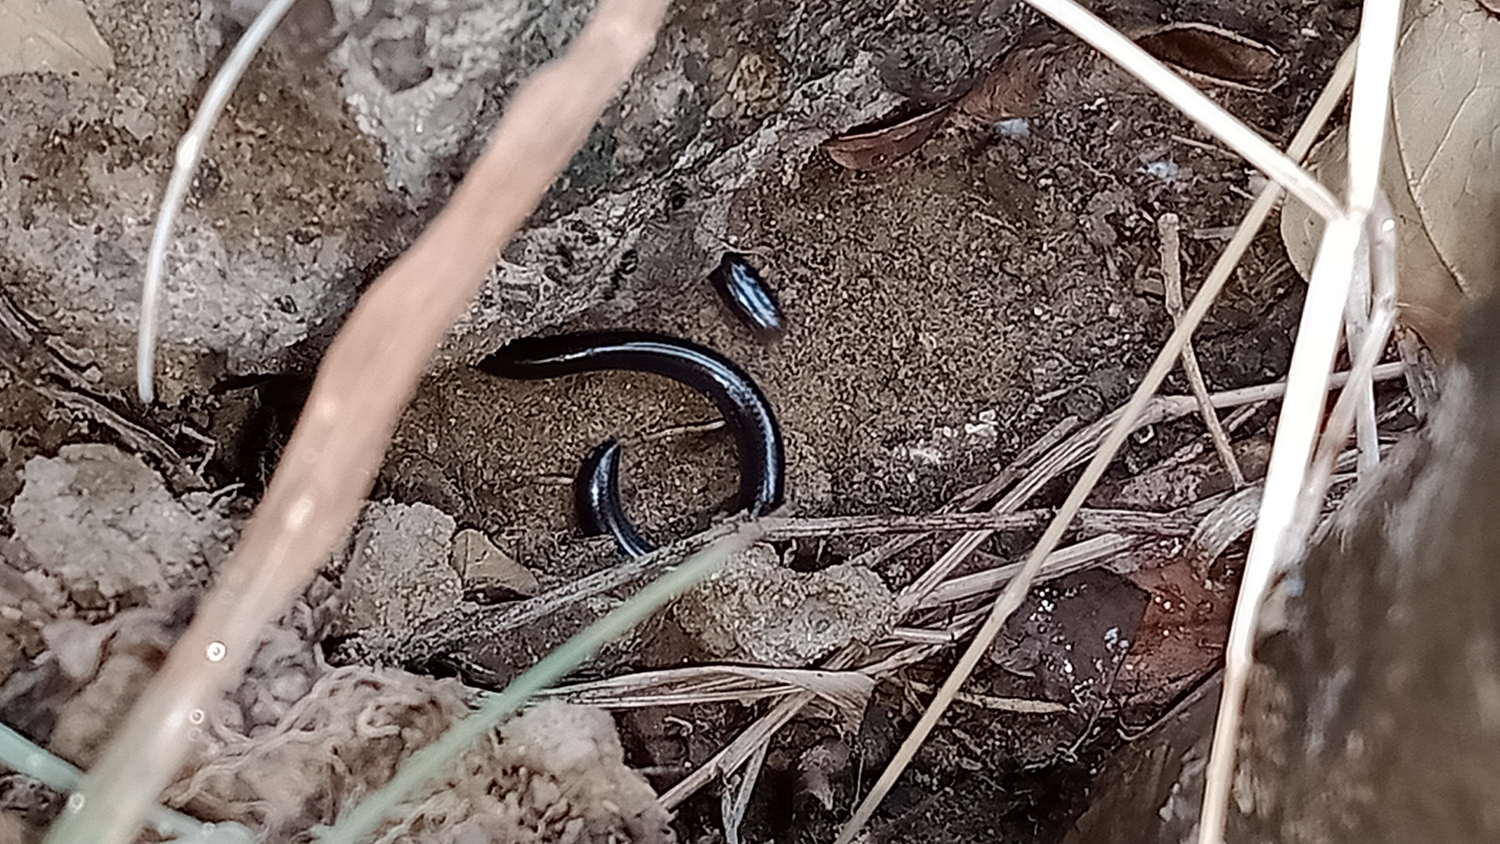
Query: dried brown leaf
[[823, 104, 951, 171], [956, 39, 1065, 121], [1131, 22, 1282, 93]]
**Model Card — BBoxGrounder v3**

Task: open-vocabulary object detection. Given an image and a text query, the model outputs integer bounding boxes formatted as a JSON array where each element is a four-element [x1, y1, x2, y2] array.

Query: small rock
[[336, 501, 462, 647], [452, 528, 538, 597]]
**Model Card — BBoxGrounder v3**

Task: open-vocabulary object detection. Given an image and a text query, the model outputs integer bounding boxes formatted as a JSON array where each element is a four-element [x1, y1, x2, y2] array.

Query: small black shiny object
[[481, 331, 785, 557], [709, 253, 786, 342]]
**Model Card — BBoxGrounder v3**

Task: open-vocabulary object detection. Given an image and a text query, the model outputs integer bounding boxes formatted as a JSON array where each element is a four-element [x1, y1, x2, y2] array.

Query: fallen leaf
[[1117, 549, 1235, 711], [956, 37, 1065, 121], [1392, 0, 1500, 303], [990, 568, 1148, 713], [0, 0, 114, 82], [1287, 0, 1500, 356], [1280, 124, 1466, 356], [823, 104, 952, 171], [1132, 22, 1283, 93]]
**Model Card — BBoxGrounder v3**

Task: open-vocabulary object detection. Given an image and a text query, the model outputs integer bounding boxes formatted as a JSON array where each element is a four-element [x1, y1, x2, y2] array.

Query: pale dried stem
[[721, 740, 768, 844], [762, 507, 1201, 540], [903, 681, 1071, 714], [1159, 213, 1245, 487], [660, 688, 825, 808], [44, 2, 671, 841], [545, 664, 871, 712], [1343, 232, 1381, 475], [1198, 4, 1400, 839], [1289, 198, 1399, 552], [136, 0, 299, 403]]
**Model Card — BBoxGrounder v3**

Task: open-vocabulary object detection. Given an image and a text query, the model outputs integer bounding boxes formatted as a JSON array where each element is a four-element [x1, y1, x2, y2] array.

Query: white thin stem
[[1024, 0, 1342, 222], [721, 740, 768, 844], [137, 0, 298, 404], [1346, 1, 1404, 217], [1198, 216, 1361, 844], [1344, 231, 1381, 475], [1198, 1, 1402, 837]]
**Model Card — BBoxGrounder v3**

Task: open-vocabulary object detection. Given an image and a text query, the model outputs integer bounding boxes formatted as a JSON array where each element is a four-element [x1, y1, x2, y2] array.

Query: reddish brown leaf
[[1132, 22, 1283, 93], [823, 104, 951, 171], [1117, 551, 1236, 710], [956, 38, 1065, 121]]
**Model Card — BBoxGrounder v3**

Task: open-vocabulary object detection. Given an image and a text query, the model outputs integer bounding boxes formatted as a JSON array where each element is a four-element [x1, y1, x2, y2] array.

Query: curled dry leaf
[[1130, 22, 1283, 93], [1189, 486, 1261, 567], [956, 37, 1066, 121], [823, 103, 951, 171], [1288, 0, 1500, 356]]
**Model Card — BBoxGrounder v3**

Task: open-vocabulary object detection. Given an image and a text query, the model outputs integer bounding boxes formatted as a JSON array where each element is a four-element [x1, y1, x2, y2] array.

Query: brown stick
[[45, 2, 671, 841], [1159, 212, 1245, 487]]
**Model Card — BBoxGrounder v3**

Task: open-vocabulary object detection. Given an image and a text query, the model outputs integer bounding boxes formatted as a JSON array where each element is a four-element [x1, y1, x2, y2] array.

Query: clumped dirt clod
[[673, 544, 895, 666], [10, 443, 232, 605], [334, 500, 463, 651]]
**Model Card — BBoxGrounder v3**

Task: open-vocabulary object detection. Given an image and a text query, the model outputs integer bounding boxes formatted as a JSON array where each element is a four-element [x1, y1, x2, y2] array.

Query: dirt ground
[[0, 0, 1366, 840], [374, 16, 1350, 842]]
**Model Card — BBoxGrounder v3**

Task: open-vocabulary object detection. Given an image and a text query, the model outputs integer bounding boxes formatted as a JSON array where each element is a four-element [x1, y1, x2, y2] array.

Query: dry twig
[[1159, 212, 1245, 487], [1199, 1, 1401, 835], [762, 507, 1202, 540]]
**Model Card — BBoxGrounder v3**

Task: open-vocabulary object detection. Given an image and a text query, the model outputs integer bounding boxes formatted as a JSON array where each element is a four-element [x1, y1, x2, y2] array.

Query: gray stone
[[451, 526, 538, 596]]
